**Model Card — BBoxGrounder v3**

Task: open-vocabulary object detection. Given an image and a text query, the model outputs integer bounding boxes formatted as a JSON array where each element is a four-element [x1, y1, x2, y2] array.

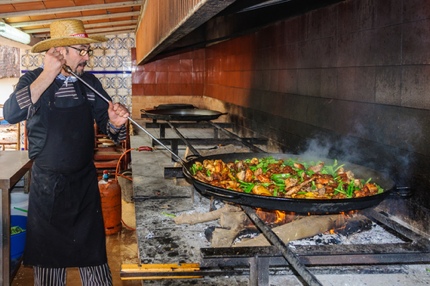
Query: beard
[[75, 61, 87, 76]]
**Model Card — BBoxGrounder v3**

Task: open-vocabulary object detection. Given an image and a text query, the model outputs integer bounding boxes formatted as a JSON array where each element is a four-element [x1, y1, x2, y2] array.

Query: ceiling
[[0, 0, 143, 47]]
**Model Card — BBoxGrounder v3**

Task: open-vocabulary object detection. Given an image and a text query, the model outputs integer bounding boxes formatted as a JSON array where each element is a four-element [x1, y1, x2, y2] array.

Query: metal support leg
[[160, 124, 166, 138], [171, 140, 178, 161], [249, 256, 270, 286]]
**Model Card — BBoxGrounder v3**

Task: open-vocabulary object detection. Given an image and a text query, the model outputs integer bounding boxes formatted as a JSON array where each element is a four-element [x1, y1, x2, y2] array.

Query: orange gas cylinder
[[98, 170, 122, 235]]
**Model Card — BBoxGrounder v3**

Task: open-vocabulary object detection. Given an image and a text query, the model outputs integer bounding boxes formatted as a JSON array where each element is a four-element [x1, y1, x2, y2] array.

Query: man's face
[[64, 44, 92, 76]]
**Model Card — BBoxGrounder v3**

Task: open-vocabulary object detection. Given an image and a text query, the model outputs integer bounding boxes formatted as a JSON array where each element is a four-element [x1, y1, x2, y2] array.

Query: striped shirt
[[15, 81, 127, 143]]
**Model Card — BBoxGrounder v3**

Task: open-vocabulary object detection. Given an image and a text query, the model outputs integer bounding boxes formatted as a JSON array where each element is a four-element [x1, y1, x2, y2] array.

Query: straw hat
[[31, 19, 108, 53]]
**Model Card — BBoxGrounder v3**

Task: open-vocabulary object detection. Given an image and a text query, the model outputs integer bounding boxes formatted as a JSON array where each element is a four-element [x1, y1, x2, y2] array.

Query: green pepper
[[271, 173, 291, 184], [271, 173, 291, 179], [238, 180, 255, 193], [320, 159, 344, 177], [346, 181, 357, 198], [190, 163, 203, 175], [334, 183, 346, 196]]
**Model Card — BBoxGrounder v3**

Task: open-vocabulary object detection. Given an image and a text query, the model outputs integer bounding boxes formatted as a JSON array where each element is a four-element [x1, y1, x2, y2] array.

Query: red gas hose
[[113, 146, 153, 231]]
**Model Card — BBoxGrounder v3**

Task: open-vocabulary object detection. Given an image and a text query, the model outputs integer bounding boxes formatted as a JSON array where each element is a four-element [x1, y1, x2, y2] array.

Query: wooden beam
[[0, 1, 141, 18], [120, 263, 201, 280], [10, 11, 141, 28], [0, 0, 42, 3]]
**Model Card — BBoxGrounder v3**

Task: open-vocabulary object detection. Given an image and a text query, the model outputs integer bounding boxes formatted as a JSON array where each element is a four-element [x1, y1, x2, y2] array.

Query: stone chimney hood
[[135, 0, 343, 65]]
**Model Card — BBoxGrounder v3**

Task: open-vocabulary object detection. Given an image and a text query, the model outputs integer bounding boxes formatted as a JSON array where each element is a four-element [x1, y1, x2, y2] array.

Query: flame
[[255, 208, 295, 225], [327, 211, 359, 233], [274, 210, 286, 224]]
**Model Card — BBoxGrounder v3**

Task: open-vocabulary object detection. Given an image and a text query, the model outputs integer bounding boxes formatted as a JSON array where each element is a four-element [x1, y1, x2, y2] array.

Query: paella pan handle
[[185, 154, 201, 161], [200, 189, 240, 200]]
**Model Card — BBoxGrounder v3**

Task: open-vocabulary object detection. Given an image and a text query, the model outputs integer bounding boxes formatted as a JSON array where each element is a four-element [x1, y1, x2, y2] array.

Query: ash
[[290, 222, 405, 246]]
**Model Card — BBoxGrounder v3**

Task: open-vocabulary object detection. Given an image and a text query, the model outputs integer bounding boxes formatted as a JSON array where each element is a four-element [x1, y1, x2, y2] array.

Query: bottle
[[98, 170, 122, 235], [99, 170, 109, 185]]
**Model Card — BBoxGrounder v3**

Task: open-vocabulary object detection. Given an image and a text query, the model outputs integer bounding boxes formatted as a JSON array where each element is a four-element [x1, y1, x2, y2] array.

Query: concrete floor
[[11, 199, 143, 286]]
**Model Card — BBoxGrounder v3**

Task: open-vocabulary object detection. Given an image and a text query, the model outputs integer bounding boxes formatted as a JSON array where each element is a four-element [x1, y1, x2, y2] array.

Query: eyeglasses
[[68, 46, 93, 57]]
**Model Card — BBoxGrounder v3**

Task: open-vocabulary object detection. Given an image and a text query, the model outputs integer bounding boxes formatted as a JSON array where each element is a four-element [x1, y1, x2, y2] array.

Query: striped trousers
[[33, 263, 113, 286]]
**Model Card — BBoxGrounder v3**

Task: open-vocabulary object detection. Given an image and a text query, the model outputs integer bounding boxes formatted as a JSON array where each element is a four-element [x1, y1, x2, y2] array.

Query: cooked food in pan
[[189, 157, 384, 199]]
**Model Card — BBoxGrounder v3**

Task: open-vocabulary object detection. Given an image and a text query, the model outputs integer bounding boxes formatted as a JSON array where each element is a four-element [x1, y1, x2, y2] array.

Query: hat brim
[[31, 36, 108, 53]]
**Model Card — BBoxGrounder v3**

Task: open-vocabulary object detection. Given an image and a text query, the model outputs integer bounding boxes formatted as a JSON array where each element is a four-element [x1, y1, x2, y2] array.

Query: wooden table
[[0, 151, 32, 285]]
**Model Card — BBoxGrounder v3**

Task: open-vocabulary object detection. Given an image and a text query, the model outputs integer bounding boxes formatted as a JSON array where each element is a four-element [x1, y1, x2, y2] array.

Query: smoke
[[297, 117, 418, 187], [298, 134, 361, 163], [299, 135, 332, 159]]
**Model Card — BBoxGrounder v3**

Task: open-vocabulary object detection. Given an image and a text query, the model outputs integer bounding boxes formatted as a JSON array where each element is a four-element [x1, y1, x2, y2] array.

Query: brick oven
[[128, 0, 430, 284], [131, 0, 430, 235]]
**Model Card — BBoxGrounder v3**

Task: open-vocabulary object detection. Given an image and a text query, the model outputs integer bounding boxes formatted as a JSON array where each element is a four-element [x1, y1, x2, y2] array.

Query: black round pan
[[144, 108, 227, 121], [181, 153, 395, 214], [154, 103, 195, 110]]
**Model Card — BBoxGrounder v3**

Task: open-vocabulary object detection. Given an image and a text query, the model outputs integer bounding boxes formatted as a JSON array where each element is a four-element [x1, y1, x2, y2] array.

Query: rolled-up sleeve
[[15, 86, 32, 109], [3, 69, 41, 124], [106, 122, 127, 144], [3, 86, 32, 124]]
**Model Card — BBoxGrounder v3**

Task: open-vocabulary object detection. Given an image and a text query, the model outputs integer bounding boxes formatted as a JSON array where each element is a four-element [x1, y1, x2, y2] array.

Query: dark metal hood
[[139, 0, 344, 64]]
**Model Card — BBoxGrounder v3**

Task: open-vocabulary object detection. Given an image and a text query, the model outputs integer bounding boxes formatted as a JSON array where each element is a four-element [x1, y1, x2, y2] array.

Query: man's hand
[[108, 101, 130, 128], [29, 47, 66, 104]]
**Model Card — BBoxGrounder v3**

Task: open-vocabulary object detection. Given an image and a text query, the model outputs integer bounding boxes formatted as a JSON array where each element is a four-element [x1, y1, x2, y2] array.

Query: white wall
[[0, 77, 19, 104]]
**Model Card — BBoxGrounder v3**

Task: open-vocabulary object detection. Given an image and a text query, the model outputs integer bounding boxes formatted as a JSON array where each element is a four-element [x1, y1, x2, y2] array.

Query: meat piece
[[308, 162, 324, 173], [195, 171, 213, 182], [254, 168, 263, 177], [236, 170, 245, 181], [244, 169, 254, 182], [256, 174, 271, 183], [284, 177, 298, 189], [294, 162, 305, 170], [285, 177, 316, 196]]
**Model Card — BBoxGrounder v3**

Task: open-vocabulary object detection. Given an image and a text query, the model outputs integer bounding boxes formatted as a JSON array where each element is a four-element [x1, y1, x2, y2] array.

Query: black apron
[[23, 86, 108, 268]]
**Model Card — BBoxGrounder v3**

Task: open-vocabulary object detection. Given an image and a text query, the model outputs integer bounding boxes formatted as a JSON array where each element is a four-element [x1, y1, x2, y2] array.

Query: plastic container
[[11, 192, 29, 216], [10, 215, 27, 260]]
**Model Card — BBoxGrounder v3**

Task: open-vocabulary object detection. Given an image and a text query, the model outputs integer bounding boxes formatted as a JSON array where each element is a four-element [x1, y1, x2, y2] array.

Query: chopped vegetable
[[161, 212, 176, 218]]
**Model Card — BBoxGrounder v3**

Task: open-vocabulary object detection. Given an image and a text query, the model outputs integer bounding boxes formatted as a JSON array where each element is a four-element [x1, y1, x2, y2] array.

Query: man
[[3, 19, 129, 285]]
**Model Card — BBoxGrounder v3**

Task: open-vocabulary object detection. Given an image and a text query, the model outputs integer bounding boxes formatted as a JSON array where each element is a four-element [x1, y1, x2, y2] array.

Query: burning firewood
[[210, 212, 250, 247], [233, 214, 344, 247], [174, 204, 241, 225]]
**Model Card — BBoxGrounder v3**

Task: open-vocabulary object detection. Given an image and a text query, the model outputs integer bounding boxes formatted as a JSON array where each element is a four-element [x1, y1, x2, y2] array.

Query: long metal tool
[[63, 65, 185, 164]]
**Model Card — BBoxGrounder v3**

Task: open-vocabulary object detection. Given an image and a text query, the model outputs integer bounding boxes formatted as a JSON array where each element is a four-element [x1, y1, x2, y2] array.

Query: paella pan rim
[[143, 108, 227, 121]]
